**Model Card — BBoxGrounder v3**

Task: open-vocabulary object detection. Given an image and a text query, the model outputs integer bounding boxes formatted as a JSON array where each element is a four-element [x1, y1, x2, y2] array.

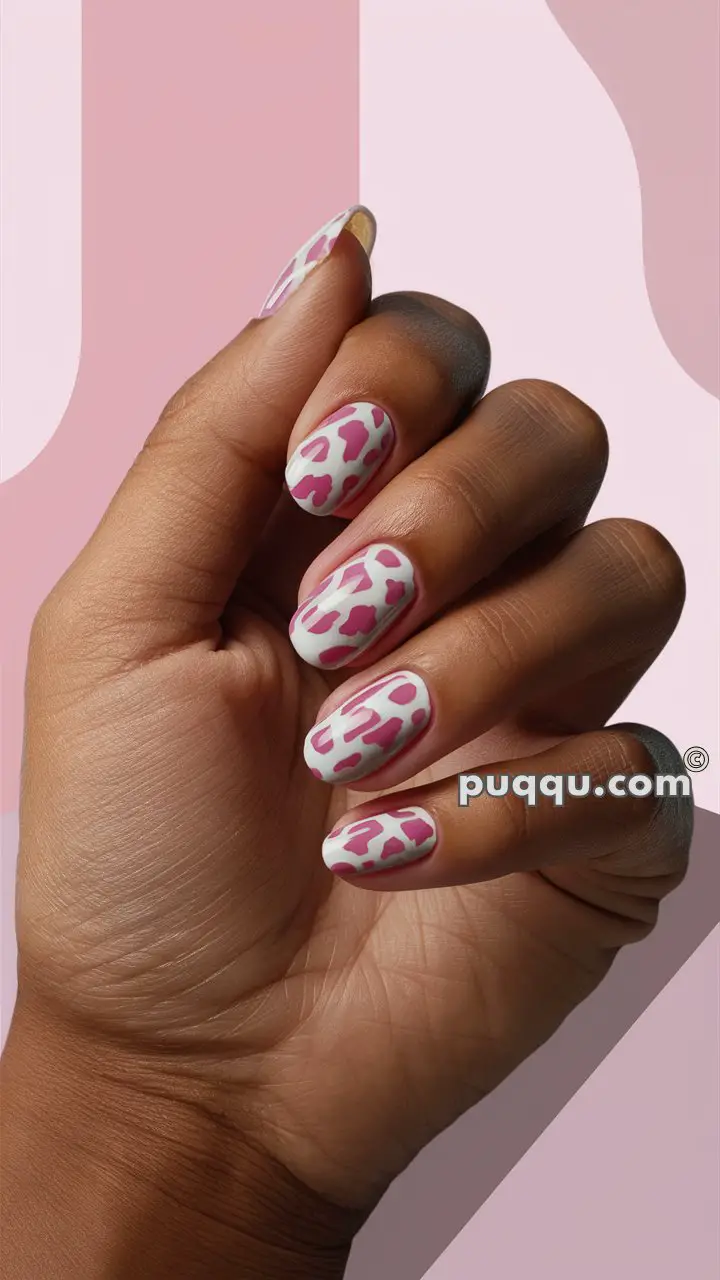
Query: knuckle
[[414, 464, 500, 549], [495, 379, 609, 470], [591, 518, 686, 614], [495, 786, 533, 853]]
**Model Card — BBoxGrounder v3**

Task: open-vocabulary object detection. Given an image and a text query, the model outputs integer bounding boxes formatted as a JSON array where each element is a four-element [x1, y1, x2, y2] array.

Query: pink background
[[1, 2, 718, 1275]]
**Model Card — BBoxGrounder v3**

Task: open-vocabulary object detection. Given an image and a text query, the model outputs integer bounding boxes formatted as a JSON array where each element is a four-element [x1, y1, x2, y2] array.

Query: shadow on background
[[347, 806, 719, 1280]]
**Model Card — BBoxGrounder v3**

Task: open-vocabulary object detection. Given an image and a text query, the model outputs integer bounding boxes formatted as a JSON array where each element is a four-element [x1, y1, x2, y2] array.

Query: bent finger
[[51, 207, 375, 662], [321, 727, 692, 888], [284, 293, 490, 518]]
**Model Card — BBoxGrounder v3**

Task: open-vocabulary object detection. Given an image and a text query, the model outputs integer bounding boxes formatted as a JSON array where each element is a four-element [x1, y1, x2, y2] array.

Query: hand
[[3, 207, 692, 1277]]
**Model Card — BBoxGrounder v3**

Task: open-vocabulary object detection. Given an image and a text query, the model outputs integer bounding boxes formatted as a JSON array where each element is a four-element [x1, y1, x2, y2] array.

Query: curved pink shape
[[546, 0, 719, 398], [0, 0, 360, 812]]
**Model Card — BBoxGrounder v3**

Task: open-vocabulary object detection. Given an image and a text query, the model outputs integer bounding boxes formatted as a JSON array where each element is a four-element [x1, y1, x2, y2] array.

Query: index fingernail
[[259, 205, 376, 317]]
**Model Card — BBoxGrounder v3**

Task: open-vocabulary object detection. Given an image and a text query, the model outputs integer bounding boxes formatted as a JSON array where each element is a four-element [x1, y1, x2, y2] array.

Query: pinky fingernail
[[322, 806, 437, 876]]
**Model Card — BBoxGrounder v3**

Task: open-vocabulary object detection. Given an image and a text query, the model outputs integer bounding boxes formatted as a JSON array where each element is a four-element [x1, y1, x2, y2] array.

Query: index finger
[[52, 206, 376, 664]]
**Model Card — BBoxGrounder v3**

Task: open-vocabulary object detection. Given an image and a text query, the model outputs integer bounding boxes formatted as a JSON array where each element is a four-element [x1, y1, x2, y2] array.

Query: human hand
[[2, 207, 692, 1277]]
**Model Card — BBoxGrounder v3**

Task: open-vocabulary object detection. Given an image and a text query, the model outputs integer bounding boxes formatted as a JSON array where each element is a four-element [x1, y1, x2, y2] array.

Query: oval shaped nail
[[286, 402, 395, 516], [305, 671, 431, 783], [260, 205, 376, 317], [289, 543, 416, 669], [323, 807, 437, 875]]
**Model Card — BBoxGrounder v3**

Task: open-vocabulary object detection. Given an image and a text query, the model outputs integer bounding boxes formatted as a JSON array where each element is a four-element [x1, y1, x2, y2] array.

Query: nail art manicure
[[305, 671, 431, 783], [286, 403, 395, 516], [289, 543, 416, 669], [322, 807, 437, 875], [260, 205, 376, 317]]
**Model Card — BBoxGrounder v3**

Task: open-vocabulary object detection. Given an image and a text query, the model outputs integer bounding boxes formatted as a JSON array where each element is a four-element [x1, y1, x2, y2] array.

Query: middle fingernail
[[304, 670, 432, 783], [286, 402, 395, 517], [289, 543, 416, 669]]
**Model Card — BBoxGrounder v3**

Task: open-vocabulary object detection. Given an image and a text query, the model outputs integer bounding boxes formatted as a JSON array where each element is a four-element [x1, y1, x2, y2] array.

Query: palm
[[19, 566, 605, 1209]]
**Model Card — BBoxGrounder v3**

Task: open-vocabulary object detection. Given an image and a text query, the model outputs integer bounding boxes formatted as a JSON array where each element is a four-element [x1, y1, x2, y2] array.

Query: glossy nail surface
[[289, 543, 416, 670], [260, 205, 376, 317], [322, 807, 437, 875], [305, 671, 431, 783], [286, 402, 394, 516]]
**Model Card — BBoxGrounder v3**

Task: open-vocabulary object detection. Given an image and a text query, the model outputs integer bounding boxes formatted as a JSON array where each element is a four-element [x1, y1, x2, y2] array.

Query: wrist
[[1, 1000, 360, 1279]]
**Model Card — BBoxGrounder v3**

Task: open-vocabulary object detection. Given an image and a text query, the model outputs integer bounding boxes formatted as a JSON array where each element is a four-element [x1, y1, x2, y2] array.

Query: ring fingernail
[[323, 806, 437, 875], [289, 544, 416, 669], [305, 671, 431, 783], [286, 403, 395, 516]]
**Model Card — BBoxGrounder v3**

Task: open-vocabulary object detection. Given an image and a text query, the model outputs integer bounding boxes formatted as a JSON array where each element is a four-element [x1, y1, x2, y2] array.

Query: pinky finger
[[322, 727, 690, 888]]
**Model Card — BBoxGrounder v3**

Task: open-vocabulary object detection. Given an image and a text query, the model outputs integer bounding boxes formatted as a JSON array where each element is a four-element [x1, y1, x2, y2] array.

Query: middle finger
[[289, 379, 609, 670]]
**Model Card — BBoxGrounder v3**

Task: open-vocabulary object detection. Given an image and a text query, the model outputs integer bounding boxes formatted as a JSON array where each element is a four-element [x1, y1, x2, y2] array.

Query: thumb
[[51, 206, 375, 663]]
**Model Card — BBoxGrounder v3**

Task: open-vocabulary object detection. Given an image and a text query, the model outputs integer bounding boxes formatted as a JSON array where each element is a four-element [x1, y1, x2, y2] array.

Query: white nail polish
[[286, 403, 395, 516], [259, 205, 376, 317], [305, 671, 431, 783], [289, 543, 416, 670], [323, 806, 437, 875]]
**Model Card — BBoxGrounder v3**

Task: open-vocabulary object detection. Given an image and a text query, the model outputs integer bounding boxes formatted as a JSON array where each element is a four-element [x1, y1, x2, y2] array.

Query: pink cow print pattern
[[304, 670, 431, 783], [322, 806, 437, 875], [286, 402, 395, 517], [260, 205, 376, 317], [289, 543, 416, 670]]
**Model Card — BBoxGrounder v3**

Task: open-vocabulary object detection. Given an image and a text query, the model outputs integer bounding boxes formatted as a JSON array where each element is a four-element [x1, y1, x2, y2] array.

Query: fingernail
[[259, 205, 376, 317], [289, 543, 416, 669], [286, 403, 395, 517], [305, 671, 431, 783], [322, 807, 437, 875]]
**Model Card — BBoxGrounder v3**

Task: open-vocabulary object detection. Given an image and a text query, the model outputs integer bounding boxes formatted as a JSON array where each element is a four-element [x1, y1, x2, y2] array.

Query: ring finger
[[303, 516, 684, 786]]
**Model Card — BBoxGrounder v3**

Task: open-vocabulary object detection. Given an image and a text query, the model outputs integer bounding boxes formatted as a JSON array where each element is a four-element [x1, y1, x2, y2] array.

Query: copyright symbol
[[683, 746, 709, 772]]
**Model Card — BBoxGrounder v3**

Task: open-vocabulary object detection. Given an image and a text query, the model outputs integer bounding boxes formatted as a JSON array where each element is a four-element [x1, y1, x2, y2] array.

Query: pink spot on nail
[[371, 406, 386, 428], [380, 430, 392, 450], [310, 727, 334, 754], [388, 682, 416, 705], [385, 579, 406, 606], [361, 717, 403, 750], [338, 419, 369, 462], [330, 862, 357, 874], [305, 233, 328, 264], [310, 768, 323, 779], [322, 405, 356, 425], [362, 859, 376, 869], [292, 473, 333, 509], [261, 278, 294, 316], [340, 605, 377, 636], [339, 562, 372, 592], [300, 435, 330, 462], [307, 609, 340, 635], [363, 448, 380, 467], [343, 709, 381, 742], [380, 837, 405, 859], [319, 645, 356, 666], [341, 475, 360, 498], [377, 549, 401, 568], [344, 819, 383, 855], [411, 708, 428, 726], [334, 753, 362, 774], [400, 817, 434, 846]]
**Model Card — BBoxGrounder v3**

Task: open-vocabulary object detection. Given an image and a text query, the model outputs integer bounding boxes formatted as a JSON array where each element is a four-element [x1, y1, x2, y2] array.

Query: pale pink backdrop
[[1, 2, 718, 1276]]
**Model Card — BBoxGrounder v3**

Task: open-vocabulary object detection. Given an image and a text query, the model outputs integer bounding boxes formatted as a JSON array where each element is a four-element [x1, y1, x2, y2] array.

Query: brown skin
[[1, 232, 691, 1278]]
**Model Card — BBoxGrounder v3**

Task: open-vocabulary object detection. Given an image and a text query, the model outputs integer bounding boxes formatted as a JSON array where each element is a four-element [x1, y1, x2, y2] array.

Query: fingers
[[51, 207, 375, 660], [321, 727, 691, 889], [289, 380, 609, 669], [303, 517, 685, 787], [284, 293, 490, 517]]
